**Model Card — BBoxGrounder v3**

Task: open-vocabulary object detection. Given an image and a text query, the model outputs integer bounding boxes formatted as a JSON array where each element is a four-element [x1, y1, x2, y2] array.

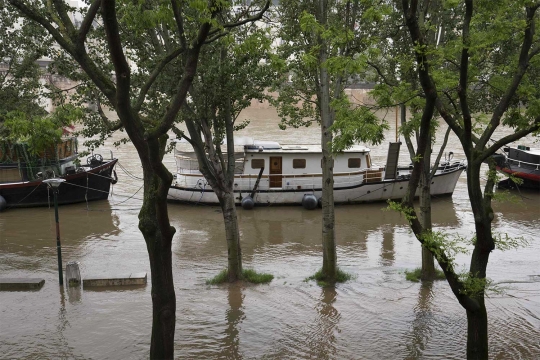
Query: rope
[[109, 185, 144, 206], [5, 182, 43, 210], [116, 161, 144, 180], [62, 180, 111, 195]]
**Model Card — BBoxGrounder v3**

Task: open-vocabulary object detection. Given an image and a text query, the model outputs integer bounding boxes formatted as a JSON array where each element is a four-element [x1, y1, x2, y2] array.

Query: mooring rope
[[116, 161, 144, 181]]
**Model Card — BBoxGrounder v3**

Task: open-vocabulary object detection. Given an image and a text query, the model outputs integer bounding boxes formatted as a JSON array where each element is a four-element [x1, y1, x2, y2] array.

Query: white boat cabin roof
[[244, 140, 370, 154]]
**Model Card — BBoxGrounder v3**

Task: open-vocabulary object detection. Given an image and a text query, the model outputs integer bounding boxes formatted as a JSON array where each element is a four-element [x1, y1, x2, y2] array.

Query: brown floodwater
[[1, 108, 539, 359]]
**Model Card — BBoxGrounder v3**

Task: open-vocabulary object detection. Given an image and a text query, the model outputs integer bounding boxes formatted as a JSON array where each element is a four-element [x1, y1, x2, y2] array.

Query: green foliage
[[305, 268, 353, 287], [387, 200, 417, 222], [330, 97, 389, 152], [241, 269, 274, 284], [206, 269, 229, 285], [404, 267, 446, 282], [422, 232, 468, 274], [492, 233, 529, 252], [458, 273, 502, 297], [2, 105, 82, 155], [206, 269, 274, 285]]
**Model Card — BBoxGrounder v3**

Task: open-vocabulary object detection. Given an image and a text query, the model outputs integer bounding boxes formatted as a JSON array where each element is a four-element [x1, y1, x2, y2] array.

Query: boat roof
[[510, 145, 540, 156], [244, 140, 370, 154], [174, 137, 371, 154]]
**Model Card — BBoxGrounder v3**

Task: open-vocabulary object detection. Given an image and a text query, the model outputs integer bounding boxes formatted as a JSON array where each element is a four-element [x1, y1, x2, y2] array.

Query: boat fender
[[111, 170, 118, 184], [302, 194, 318, 210], [0, 195, 6, 212], [241, 196, 255, 210], [317, 197, 322, 208]]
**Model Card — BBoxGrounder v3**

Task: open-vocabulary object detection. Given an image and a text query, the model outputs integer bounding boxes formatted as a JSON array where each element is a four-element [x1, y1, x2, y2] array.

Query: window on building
[[348, 158, 361, 168], [251, 159, 265, 169], [293, 159, 306, 169]]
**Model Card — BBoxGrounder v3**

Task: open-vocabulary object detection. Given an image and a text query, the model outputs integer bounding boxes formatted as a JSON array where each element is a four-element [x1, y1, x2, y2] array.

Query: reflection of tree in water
[[220, 284, 245, 359], [379, 227, 395, 266], [56, 287, 74, 358], [405, 282, 435, 359], [307, 287, 340, 358]]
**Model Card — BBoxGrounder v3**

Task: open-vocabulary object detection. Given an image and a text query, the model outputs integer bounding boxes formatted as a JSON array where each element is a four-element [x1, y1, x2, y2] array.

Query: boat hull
[[0, 159, 118, 209], [496, 166, 540, 190], [168, 164, 465, 206], [493, 147, 540, 190]]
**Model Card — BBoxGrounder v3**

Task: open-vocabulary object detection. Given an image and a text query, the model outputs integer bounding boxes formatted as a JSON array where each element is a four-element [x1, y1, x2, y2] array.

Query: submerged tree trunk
[[419, 142, 436, 280], [137, 138, 177, 359], [318, 0, 337, 280], [464, 162, 494, 360], [466, 300, 489, 360], [219, 190, 243, 281]]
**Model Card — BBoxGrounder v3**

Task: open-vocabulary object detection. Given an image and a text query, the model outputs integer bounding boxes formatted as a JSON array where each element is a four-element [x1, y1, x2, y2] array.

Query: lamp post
[[43, 178, 66, 286]]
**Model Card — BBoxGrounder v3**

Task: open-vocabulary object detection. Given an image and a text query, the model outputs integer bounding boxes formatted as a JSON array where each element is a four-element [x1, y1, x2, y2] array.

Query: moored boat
[[493, 145, 540, 190], [168, 139, 466, 208], [0, 137, 118, 211]]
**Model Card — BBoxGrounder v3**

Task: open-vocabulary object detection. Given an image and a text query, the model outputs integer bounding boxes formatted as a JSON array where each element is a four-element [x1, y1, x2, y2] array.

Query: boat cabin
[[175, 139, 375, 189], [0, 137, 78, 183], [241, 141, 371, 187]]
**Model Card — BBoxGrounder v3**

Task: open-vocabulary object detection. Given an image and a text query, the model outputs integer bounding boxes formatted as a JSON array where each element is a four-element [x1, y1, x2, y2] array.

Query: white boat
[[167, 139, 466, 208]]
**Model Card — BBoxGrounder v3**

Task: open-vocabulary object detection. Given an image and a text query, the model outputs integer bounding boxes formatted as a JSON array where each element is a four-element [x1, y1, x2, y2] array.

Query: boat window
[[251, 159, 265, 169], [348, 158, 361, 168], [293, 159, 306, 169]]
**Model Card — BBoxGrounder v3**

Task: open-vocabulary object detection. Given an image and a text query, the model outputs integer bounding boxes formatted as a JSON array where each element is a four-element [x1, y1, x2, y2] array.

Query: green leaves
[[331, 97, 388, 152], [2, 105, 82, 155]]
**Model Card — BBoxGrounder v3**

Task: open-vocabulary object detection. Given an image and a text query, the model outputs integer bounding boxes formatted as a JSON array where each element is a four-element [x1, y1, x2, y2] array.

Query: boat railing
[[506, 156, 540, 170], [175, 153, 245, 174], [437, 160, 467, 173], [177, 167, 385, 188]]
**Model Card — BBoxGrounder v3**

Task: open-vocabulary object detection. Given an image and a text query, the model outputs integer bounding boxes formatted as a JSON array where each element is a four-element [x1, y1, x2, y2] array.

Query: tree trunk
[[319, 28, 337, 282], [466, 301, 489, 360], [419, 142, 435, 280], [146, 228, 176, 360], [464, 162, 494, 360], [219, 190, 243, 281], [138, 158, 176, 360]]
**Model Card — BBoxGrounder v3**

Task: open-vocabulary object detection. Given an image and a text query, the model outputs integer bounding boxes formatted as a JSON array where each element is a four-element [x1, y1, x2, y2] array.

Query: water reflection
[[307, 287, 340, 358], [405, 282, 435, 359], [220, 284, 245, 359], [380, 227, 395, 266], [67, 284, 82, 304], [56, 287, 71, 359], [0, 202, 121, 275]]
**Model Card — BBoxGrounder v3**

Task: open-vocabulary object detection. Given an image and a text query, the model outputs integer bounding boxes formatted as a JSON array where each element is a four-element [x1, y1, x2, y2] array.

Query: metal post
[[53, 187, 63, 286], [44, 178, 65, 287]]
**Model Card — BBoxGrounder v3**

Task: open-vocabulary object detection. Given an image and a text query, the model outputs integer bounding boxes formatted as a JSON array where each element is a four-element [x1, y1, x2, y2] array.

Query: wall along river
[[1, 107, 539, 359]]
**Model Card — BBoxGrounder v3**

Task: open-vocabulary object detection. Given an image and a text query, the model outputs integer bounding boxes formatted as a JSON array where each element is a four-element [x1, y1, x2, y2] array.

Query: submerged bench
[[0, 278, 45, 291], [82, 272, 147, 287]]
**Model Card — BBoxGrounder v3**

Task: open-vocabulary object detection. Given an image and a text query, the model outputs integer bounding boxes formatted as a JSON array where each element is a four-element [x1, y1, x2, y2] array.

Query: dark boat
[[493, 145, 540, 190], [0, 138, 118, 211]]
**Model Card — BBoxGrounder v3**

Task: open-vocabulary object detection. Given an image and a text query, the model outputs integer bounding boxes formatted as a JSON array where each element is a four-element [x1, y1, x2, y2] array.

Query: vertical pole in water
[[53, 188, 63, 286], [395, 105, 399, 142], [44, 178, 65, 286]]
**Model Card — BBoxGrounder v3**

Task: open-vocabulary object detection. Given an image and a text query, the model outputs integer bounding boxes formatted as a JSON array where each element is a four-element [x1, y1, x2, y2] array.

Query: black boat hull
[[493, 148, 540, 190], [0, 159, 117, 209]]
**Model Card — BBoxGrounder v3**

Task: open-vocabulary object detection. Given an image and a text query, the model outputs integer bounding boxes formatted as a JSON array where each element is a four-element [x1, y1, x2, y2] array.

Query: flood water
[[1, 108, 539, 359]]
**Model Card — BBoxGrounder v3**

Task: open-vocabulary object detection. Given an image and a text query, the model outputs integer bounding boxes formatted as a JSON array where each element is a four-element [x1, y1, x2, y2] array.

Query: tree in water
[[6, 0, 269, 358], [175, 11, 273, 282], [272, 0, 386, 283], [397, 0, 540, 358]]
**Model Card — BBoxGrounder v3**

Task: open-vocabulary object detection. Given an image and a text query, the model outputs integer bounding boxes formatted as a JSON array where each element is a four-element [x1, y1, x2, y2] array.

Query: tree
[[177, 8, 273, 282], [367, 0, 453, 280], [398, 0, 540, 358], [6, 0, 269, 358], [272, 0, 386, 283], [0, 1, 49, 128]]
